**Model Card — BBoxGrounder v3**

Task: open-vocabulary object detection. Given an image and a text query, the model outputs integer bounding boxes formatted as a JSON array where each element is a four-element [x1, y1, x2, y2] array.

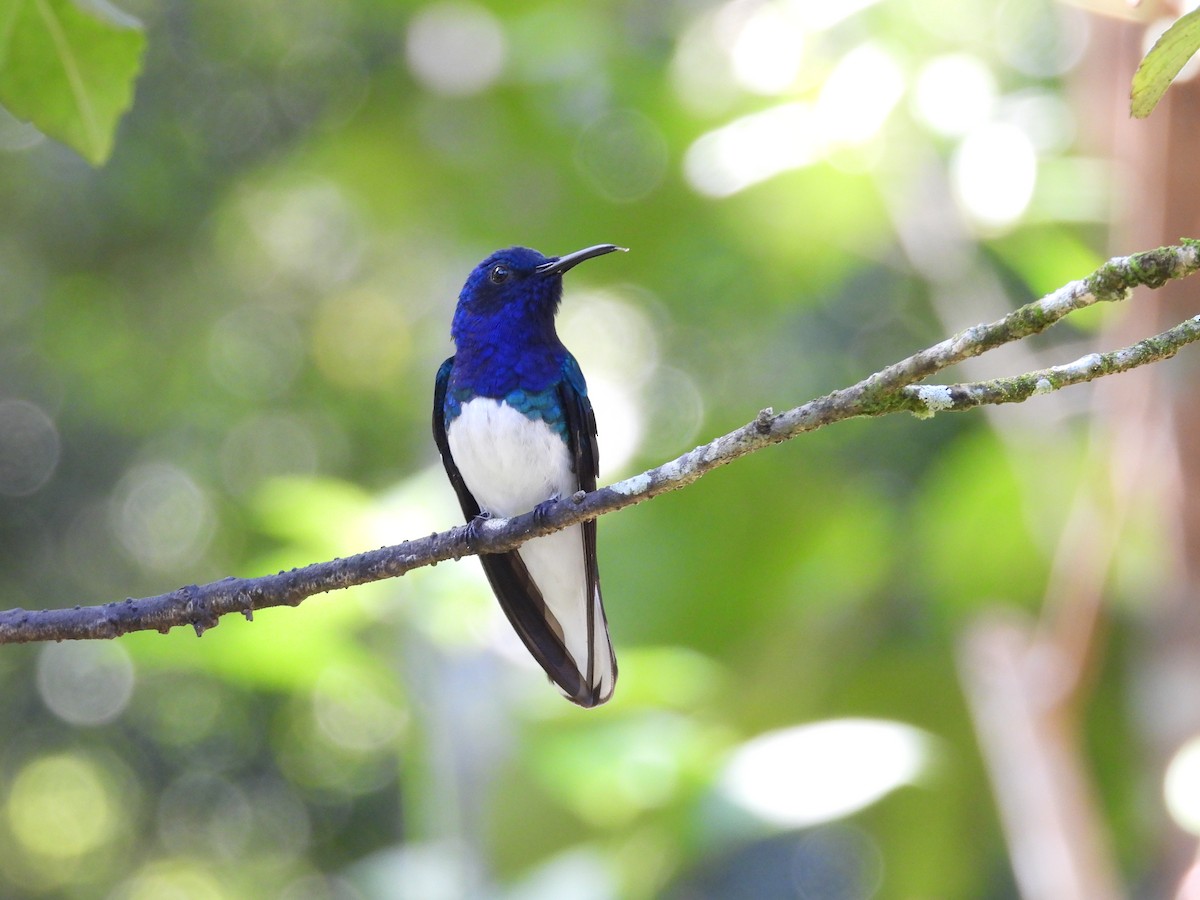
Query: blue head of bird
[[450, 244, 625, 395]]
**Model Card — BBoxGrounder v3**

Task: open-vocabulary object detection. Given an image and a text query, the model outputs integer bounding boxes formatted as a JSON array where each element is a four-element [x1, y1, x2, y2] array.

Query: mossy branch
[[2, 241, 1199, 645]]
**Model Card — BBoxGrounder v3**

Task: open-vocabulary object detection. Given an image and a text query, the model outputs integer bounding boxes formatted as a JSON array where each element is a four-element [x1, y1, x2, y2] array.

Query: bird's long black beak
[[536, 244, 627, 276]]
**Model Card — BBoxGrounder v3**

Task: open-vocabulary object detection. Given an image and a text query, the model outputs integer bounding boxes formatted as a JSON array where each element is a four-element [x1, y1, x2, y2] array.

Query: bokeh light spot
[[312, 666, 407, 753], [685, 102, 819, 198], [719, 719, 931, 827], [7, 754, 117, 859], [37, 641, 135, 727], [0, 399, 60, 496], [1002, 89, 1075, 154], [113, 860, 229, 900], [951, 122, 1037, 232], [277, 697, 399, 797], [671, 11, 741, 117], [245, 182, 365, 289], [815, 43, 905, 148], [406, 1, 507, 97], [575, 109, 668, 203], [110, 462, 216, 573], [140, 678, 224, 747], [912, 54, 996, 138], [157, 773, 252, 862], [639, 365, 705, 461], [994, 0, 1089, 78], [729, 3, 806, 95], [1165, 735, 1200, 836], [559, 291, 658, 476], [507, 847, 617, 900]]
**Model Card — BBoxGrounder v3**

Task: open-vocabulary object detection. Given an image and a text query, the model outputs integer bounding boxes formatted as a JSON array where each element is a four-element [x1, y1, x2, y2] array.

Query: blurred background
[[3, 0, 1200, 896]]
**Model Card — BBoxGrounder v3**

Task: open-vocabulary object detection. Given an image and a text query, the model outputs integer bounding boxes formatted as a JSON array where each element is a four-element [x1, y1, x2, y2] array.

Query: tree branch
[[899, 312, 1200, 417], [3, 240, 1199, 645]]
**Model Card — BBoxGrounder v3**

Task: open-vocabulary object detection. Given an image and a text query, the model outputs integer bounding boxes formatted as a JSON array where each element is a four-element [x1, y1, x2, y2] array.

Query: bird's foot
[[464, 511, 492, 552], [531, 497, 558, 528]]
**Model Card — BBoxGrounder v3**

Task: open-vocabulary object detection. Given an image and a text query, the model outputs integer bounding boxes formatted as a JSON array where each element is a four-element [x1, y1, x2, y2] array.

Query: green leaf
[[0, 0, 146, 164], [1131, 8, 1200, 119]]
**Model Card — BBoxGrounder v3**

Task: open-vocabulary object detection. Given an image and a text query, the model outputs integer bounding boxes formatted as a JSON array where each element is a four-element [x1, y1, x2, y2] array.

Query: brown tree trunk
[[1082, 10, 1200, 896]]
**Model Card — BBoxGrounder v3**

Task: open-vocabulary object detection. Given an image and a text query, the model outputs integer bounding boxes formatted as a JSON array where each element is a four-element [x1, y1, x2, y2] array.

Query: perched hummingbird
[[433, 244, 625, 707]]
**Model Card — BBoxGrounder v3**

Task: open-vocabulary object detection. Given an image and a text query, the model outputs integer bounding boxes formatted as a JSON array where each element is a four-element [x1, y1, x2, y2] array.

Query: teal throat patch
[[446, 386, 568, 441]]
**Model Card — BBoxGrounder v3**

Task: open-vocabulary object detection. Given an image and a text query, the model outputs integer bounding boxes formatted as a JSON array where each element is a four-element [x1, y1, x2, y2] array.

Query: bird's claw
[[532, 498, 558, 527], [465, 512, 491, 550]]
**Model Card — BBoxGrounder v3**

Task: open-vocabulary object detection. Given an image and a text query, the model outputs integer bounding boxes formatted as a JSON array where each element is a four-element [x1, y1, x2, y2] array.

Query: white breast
[[447, 398, 612, 698], [446, 398, 576, 517]]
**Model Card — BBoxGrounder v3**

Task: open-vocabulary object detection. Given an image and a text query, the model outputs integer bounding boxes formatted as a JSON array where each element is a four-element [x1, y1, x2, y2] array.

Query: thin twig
[[899, 313, 1200, 417], [2, 241, 1199, 645]]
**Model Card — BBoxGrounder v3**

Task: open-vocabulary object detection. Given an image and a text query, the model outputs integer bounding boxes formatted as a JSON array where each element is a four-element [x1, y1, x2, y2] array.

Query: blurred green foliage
[[0, 0, 145, 164], [0, 0, 1156, 897]]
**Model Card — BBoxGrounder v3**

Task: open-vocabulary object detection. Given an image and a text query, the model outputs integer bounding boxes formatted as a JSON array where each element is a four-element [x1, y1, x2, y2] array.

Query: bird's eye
[[489, 264, 510, 284]]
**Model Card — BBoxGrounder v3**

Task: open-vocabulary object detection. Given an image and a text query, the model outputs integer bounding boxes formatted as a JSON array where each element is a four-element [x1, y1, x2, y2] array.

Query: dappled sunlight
[[158, 773, 310, 865], [636, 364, 705, 462]]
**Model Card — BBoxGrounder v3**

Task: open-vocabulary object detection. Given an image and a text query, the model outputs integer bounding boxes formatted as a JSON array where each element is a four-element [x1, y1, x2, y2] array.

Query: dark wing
[[559, 354, 617, 704], [433, 356, 587, 703], [560, 354, 599, 492], [432, 357, 479, 521]]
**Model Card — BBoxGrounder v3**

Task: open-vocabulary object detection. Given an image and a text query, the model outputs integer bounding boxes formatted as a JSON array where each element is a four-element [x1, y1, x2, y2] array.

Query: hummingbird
[[433, 244, 625, 707]]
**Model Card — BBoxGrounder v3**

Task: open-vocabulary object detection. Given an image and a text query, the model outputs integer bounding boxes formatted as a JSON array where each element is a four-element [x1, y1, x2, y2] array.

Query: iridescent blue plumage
[[433, 244, 625, 707], [448, 247, 570, 398], [443, 381, 571, 441]]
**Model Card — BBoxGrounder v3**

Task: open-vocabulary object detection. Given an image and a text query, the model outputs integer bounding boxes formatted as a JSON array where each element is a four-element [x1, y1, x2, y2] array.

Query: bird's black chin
[[535, 244, 627, 276]]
